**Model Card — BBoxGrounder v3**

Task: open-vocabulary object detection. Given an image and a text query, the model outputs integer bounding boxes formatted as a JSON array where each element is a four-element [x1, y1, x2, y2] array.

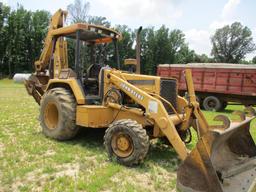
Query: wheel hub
[[117, 136, 130, 151], [208, 100, 216, 108], [44, 102, 59, 129], [111, 133, 134, 158]]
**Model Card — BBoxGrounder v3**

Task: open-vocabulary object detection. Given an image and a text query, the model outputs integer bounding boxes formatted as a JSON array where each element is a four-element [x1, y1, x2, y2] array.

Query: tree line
[[0, 1, 256, 78], [0, 3, 50, 77]]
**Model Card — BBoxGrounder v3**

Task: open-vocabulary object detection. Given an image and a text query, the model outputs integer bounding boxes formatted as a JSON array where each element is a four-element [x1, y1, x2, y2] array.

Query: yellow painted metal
[[124, 58, 137, 65], [105, 69, 189, 161], [76, 104, 151, 128], [76, 105, 113, 127], [54, 38, 68, 78], [111, 133, 134, 158], [103, 70, 162, 99], [50, 23, 122, 43], [35, 9, 67, 72], [179, 69, 209, 134], [25, 8, 256, 192], [46, 79, 85, 104], [44, 102, 59, 129]]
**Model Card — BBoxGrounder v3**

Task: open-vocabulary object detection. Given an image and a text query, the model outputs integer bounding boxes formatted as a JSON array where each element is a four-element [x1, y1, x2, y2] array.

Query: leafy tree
[[175, 46, 196, 64], [4, 0, 256, 79], [114, 25, 134, 67], [193, 54, 212, 63], [211, 22, 256, 63], [252, 56, 256, 64], [168, 29, 187, 63], [0, 4, 50, 77], [140, 27, 156, 74], [139, 26, 192, 74], [67, 0, 90, 23], [0, 3, 10, 76], [88, 16, 110, 27]]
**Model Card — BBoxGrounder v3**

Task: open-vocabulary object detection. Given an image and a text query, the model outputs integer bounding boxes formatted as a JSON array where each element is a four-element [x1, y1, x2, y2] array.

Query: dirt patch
[[54, 163, 79, 178], [111, 164, 176, 192], [42, 149, 56, 157], [0, 142, 4, 157], [10, 163, 80, 191]]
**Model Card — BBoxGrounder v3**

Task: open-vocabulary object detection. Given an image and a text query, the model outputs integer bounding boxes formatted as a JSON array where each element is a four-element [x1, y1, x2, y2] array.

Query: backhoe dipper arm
[[34, 9, 67, 72], [108, 71, 189, 160]]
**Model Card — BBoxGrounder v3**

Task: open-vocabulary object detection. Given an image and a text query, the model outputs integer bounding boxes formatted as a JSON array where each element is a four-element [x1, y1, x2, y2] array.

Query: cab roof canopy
[[50, 23, 122, 44]]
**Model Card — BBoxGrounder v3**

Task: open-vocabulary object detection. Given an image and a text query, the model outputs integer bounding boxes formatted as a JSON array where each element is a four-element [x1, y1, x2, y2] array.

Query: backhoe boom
[[34, 9, 67, 72]]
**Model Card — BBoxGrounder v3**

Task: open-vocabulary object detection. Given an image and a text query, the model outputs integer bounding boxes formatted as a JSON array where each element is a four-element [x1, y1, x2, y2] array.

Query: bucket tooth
[[210, 115, 230, 130], [244, 106, 256, 117], [232, 110, 246, 122]]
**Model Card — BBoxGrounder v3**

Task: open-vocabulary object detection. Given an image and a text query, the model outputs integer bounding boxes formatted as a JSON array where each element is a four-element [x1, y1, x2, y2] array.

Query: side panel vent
[[160, 78, 177, 114]]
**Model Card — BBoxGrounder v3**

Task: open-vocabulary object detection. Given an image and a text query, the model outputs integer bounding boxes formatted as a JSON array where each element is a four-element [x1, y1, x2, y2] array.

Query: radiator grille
[[160, 78, 177, 114]]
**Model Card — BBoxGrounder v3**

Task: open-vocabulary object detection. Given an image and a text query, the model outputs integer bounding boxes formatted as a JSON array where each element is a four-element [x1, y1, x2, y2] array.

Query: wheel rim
[[44, 102, 59, 129], [207, 99, 217, 109], [111, 132, 134, 158]]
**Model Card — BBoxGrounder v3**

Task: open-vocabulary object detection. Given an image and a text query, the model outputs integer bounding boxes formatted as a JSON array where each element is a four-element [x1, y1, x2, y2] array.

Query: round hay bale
[[13, 73, 31, 83]]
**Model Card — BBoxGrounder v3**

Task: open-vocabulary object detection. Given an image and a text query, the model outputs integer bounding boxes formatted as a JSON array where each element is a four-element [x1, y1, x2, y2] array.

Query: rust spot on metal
[[210, 115, 231, 130], [244, 106, 256, 117]]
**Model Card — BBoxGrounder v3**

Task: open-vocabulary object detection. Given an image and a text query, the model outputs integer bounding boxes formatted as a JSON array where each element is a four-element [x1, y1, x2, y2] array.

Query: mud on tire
[[40, 88, 78, 140], [104, 119, 150, 166]]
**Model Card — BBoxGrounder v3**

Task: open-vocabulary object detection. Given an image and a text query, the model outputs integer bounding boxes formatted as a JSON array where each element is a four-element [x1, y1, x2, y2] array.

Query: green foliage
[[211, 22, 256, 63], [140, 26, 195, 74], [0, 80, 255, 191], [88, 16, 110, 27], [252, 56, 256, 64], [0, 4, 50, 77], [2, 3, 256, 78]]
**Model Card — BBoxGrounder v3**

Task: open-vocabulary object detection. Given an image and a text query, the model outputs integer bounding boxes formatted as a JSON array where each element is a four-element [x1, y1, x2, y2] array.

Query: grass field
[[0, 79, 255, 192]]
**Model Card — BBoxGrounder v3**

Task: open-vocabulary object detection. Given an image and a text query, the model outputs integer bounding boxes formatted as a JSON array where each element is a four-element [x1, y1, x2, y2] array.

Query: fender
[[46, 78, 86, 104]]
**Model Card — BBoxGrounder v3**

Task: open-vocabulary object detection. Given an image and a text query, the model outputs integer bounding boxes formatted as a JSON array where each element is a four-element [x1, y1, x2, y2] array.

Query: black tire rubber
[[202, 96, 222, 111], [40, 88, 78, 140], [221, 101, 228, 110], [104, 119, 149, 166]]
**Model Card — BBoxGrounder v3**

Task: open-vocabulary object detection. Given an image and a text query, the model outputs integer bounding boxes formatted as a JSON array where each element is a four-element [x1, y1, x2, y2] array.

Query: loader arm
[[179, 69, 209, 136], [107, 71, 189, 160], [108, 69, 256, 192], [34, 9, 67, 72]]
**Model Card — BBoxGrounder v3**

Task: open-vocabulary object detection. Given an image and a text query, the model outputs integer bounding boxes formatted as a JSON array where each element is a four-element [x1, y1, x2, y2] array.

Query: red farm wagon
[[157, 63, 256, 111]]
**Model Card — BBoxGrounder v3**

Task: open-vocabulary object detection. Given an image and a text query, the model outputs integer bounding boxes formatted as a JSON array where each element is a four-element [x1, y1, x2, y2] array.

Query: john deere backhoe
[[25, 9, 256, 192]]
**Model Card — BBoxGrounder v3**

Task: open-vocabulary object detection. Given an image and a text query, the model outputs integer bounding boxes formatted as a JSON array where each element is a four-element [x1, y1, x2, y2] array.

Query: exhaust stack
[[136, 26, 142, 74]]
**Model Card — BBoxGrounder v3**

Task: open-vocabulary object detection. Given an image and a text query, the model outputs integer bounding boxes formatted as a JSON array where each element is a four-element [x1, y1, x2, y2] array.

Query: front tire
[[104, 119, 149, 166], [40, 88, 78, 140]]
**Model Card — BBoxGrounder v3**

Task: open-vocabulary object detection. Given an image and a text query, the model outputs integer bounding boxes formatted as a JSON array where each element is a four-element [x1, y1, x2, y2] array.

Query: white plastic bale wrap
[[13, 73, 31, 83]]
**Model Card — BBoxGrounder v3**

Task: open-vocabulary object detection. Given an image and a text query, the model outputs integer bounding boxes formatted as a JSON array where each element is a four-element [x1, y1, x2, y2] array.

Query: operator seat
[[83, 64, 111, 105], [86, 64, 102, 83], [83, 64, 101, 98]]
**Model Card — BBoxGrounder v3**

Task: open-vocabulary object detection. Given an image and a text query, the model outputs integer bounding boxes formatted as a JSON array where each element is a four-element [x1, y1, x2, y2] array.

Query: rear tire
[[40, 88, 78, 140], [104, 119, 149, 166], [202, 96, 222, 111]]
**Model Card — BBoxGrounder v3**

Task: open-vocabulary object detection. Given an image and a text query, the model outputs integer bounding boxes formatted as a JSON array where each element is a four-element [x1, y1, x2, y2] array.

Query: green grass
[[0, 79, 255, 192]]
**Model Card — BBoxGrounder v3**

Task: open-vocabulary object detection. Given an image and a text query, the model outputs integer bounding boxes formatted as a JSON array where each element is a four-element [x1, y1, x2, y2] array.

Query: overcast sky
[[2, 0, 256, 59]]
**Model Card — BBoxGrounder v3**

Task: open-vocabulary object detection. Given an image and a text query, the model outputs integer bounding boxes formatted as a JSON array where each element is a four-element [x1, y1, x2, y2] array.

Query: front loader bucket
[[177, 114, 256, 192]]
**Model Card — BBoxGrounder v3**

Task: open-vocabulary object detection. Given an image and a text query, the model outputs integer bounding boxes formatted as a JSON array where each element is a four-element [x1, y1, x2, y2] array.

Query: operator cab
[[50, 23, 122, 100]]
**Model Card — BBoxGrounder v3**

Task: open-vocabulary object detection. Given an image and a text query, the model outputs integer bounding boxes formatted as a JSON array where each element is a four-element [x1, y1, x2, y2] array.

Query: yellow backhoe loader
[[25, 9, 256, 192]]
